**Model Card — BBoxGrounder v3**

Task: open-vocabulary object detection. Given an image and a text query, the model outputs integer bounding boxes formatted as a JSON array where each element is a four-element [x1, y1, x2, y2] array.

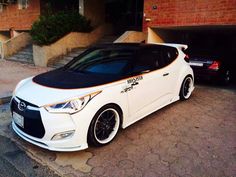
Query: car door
[[127, 46, 173, 124], [159, 46, 180, 97]]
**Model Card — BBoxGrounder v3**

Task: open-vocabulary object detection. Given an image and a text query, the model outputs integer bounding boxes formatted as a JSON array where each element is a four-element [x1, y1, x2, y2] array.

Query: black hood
[[33, 69, 122, 89]]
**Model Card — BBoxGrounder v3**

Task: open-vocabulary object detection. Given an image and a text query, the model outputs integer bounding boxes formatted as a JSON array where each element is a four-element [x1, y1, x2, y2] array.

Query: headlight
[[44, 91, 101, 114]]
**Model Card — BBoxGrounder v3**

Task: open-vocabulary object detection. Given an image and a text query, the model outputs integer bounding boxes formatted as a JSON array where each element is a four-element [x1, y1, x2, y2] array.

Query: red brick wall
[[143, 0, 236, 31], [0, 0, 40, 31]]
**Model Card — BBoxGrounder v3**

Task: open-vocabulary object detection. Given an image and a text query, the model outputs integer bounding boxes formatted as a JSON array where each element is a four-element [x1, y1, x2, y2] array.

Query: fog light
[[51, 130, 75, 140]]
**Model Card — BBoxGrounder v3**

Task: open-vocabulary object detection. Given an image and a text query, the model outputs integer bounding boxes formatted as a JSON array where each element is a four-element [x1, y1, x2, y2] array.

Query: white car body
[[11, 43, 194, 151]]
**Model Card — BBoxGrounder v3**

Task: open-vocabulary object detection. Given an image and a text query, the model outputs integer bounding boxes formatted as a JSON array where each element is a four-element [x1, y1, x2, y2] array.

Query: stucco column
[[79, 0, 84, 15]]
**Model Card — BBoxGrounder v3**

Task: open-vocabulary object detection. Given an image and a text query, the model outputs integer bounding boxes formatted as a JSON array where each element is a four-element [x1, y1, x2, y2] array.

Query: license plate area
[[13, 112, 24, 128]]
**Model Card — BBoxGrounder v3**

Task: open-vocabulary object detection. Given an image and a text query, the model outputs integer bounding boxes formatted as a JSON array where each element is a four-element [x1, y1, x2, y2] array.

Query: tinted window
[[64, 48, 134, 75], [132, 48, 161, 74], [161, 47, 178, 66], [86, 60, 128, 74]]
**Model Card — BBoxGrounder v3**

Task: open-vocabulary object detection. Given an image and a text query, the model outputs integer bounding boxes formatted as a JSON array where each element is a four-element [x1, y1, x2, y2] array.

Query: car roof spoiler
[[149, 42, 188, 50]]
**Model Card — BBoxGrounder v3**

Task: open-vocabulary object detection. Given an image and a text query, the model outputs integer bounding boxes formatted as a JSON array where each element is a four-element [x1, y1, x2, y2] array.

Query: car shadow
[[194, 79, 236, 91]]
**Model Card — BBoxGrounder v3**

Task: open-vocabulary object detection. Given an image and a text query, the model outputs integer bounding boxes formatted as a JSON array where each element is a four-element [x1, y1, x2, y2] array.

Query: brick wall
[[0, 0, 40, 31], [143, 0, 236, 31]]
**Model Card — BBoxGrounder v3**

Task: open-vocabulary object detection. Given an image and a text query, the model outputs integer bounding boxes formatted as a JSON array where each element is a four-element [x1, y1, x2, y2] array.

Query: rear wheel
[[180, 76, 194, 100], [220, 69, 231, 85], [88, 105, 121, 147]]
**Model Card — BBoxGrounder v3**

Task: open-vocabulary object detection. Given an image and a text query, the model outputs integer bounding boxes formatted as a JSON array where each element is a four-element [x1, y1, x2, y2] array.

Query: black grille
[[11, 98, 45, 138]]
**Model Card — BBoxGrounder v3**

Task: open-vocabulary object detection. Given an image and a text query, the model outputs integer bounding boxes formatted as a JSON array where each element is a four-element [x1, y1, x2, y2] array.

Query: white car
[[11, 43, 194, 151]]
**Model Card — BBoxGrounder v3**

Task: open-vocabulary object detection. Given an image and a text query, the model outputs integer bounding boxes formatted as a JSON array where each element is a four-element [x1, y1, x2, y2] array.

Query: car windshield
[[64, 48, 134, 75]]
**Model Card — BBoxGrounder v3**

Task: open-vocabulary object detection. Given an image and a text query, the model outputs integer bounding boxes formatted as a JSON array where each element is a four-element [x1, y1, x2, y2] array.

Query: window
[[132, 46, 178, 74], [64, 48, 134, 75], [132, 48, 161, 74], [161, 46, 178, 66], [18, 0, 28, 9]]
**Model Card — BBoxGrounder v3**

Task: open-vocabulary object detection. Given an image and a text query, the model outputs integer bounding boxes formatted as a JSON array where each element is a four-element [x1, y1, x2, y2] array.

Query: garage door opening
[[149, 26, 236, 83]]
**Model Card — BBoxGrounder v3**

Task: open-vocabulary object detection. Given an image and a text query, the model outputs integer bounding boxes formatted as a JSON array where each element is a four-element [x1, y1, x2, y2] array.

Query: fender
[[174, 65, 194, 96]]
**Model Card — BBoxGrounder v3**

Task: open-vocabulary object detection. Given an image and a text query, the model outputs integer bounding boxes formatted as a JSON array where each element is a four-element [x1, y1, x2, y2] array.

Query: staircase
[[6, 45, 33, 64], [48, 48, 86, 68], [49, 35, 118, 68]]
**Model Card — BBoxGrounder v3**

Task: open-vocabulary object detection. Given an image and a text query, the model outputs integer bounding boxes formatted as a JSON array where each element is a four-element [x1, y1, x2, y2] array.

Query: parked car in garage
[[188, 50, 231, 85], [11, 43, 194, 151]]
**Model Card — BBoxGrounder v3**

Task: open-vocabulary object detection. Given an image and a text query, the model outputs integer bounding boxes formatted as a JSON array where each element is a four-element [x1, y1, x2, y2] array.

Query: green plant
[[30, 11, 93, 45]]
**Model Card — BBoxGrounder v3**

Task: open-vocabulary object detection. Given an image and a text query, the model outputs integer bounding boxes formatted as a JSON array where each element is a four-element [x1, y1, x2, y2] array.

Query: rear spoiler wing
[[149, 42, 188, 50]]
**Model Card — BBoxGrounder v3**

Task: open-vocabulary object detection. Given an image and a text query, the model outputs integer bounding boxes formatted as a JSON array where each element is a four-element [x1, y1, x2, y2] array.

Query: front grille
[[11, 98, 45, 138]]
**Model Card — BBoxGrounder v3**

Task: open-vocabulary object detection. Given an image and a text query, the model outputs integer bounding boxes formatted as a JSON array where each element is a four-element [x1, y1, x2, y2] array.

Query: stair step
[[6, 45, 33, 64], [15, 54, 32, 58], [48, 48, 86, 68], [48, 35, 117, 68], [63, 56, 74, 61], [67, 53, 79, 57], [8, 58, 33, 64], [18, 51, 33, 56]]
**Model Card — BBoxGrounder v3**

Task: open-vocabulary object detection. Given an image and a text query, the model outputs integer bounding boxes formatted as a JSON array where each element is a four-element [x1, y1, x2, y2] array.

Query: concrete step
[[6, 45, 33, 64], [48, 48, 86, 68], [17, 51, 33, 56], [48, 35, 118, 69]]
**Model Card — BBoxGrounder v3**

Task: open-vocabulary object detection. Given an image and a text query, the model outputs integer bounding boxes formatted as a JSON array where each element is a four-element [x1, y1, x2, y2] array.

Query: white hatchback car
[[11, 43, 194, 151]]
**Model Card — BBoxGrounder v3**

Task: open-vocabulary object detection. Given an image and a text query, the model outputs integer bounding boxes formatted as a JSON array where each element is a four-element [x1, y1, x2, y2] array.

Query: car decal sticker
[[121, 75, 143, 93], [127, 75, 143, 84]]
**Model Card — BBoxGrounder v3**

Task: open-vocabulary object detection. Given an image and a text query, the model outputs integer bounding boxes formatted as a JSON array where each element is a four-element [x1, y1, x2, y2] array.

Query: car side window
[[132, 48, 161, 74], [161, 47, 178, 67]]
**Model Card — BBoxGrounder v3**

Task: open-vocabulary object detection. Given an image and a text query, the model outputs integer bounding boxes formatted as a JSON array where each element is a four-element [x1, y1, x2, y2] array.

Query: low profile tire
[[87, 105, 121, 147], [220, 70, 231, 85], [180, 76, 194, 100]]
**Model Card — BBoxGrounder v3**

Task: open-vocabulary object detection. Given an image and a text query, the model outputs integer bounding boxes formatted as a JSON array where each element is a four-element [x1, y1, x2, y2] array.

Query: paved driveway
[[0, 85, 235, 177], [0, 60, 49, 97]]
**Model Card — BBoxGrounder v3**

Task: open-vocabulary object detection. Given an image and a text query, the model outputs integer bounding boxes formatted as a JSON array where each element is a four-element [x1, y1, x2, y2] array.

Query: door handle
[[131, 82, 139, 86], [163, 73, 169, 76]]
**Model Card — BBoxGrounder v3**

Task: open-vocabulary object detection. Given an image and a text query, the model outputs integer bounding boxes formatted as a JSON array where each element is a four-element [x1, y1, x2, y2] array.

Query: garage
[[149, 26, 236, 82], [143, 0, 236, 83]]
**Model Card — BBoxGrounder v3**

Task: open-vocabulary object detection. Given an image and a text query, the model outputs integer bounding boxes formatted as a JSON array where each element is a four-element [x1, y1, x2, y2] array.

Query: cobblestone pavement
[[0, 85, 235, 177]]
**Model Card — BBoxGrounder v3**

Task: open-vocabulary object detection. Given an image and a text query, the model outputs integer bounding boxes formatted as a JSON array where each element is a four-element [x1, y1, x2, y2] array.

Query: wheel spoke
[[94, 109, 119, 142], [107, 113, 115, 122]]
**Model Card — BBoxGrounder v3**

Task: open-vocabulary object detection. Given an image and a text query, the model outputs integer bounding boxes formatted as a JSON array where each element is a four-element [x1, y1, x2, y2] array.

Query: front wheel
[[179, 76, 194, 100], [87, 105, 121, 147]]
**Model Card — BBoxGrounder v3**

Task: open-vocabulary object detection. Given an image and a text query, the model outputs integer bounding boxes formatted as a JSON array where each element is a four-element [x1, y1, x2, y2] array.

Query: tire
[[87, 105, 121, 147], [179, 76, 194, 100], [220, 70, 231, 85]]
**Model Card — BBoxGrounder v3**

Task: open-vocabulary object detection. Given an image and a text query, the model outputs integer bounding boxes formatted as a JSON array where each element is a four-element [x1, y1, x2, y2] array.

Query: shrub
[[30, 11, 93, 45]]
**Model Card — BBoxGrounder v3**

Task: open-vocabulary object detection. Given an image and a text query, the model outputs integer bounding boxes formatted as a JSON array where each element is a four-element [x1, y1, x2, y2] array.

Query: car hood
[[15, 77, 101, 107], [33, 68, 121, 89]]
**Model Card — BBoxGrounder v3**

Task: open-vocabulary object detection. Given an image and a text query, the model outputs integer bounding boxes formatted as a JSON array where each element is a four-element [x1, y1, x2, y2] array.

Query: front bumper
[[12, 122, 87, 151], [11, 96, 89, 152]]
